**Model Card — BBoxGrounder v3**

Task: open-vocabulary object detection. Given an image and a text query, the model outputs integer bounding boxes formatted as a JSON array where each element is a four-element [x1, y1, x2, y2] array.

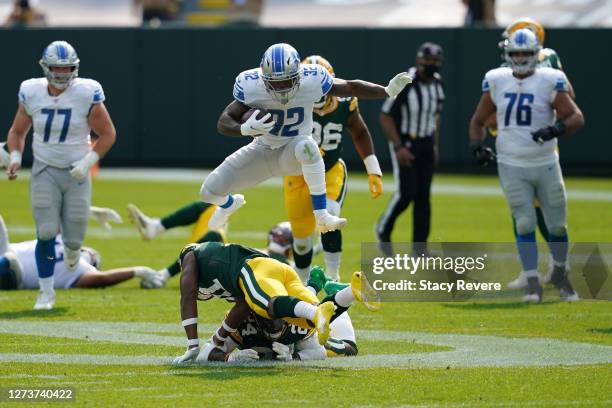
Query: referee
[[376, 42, 445, 255]]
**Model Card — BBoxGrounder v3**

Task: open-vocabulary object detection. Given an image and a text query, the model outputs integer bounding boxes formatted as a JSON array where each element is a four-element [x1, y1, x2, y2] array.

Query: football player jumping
[[172, 241, 378, 364], [284, 55, 383, 282], [5, 41, 116, 310], [469, 29, 584, 303], [201, 43, 411, 234]]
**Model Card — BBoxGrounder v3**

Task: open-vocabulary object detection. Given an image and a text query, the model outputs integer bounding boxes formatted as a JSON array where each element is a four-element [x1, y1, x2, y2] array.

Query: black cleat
[[522, 277, 543, 303]]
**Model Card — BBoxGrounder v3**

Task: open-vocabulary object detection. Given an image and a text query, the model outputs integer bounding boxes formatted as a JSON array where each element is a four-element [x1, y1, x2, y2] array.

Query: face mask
[[421, 64, 440, 77]]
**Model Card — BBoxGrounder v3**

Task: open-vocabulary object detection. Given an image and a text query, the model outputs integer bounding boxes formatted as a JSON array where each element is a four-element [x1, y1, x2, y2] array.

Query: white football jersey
[[10, 236, 95, 289], [18, 77, 105, 168], [483, 67, 569, 167], [233, 64, 334, 149]]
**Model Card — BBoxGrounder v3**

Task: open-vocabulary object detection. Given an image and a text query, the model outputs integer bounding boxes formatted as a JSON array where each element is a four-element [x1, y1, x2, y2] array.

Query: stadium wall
[[1, 27, 609, 173]]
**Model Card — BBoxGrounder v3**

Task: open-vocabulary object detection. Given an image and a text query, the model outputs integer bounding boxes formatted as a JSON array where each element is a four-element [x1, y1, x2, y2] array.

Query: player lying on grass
[[126, 201, 295, 286], [0, 215, 162, 294], [172, 241, 379, 364], [192, 267, 360, 363]]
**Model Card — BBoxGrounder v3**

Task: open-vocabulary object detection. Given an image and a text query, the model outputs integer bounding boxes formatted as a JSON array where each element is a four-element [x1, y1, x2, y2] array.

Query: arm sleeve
[[233, 74, 246, 103], [91, 80, 105, 104]]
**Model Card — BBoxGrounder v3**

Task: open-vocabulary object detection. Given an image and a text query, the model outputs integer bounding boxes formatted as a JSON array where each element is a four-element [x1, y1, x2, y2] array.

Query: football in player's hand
[[241, 108, 273, 124]]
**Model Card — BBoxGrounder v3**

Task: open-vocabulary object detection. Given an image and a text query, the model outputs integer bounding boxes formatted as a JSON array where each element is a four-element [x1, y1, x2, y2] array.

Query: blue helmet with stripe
[[260, 43, 301, 104], [504, 29, 541, 75], [39, 41, 80, 90]]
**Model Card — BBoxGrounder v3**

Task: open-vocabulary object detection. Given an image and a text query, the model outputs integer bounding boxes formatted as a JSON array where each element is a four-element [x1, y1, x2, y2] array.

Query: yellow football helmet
[[302, 55, 335, 77], [502, 17, 545, 45]]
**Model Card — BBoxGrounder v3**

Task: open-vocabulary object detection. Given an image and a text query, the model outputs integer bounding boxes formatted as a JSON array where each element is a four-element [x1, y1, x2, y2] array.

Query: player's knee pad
[[199, 181, 226, 206], [293, 236, 313, 255], [294, 139, 322, 165], [548, 224, 567, 238], [37, 223, 59, 241], [515, 216, 536, 236], [326, 199, 341, 217]]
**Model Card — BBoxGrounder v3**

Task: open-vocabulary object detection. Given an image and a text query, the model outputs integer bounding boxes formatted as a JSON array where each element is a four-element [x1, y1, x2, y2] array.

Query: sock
[[311, 194, 327, 211], [161, 201, 210, 229], [334, 286, 355, 308], [0, 256, 9, 275], [39, 276, 54, 292], [293, 300, 316, 321], [220, 195, 234, 209], [549, 233, 569, 266], [321, 293, 350, 321], [516, 232, 538, 273], [323, 252, 340, 280], [271, 296, 301, 318], [35, 238, 56, 279], [301, 161, 326, 196]]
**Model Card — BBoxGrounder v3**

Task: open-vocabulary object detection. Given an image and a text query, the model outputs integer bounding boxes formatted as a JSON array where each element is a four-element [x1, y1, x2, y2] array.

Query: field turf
[[0, 171, 611, 407]]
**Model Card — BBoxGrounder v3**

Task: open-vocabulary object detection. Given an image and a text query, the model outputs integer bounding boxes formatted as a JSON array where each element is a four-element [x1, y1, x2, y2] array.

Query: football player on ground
[[201, 43, 411, 235], [5, 41, 116, 310], [285, 55, 383, 282], [172, 241, 378, 364], [0, 216, 162, 292], [469, 29, 584, 303]]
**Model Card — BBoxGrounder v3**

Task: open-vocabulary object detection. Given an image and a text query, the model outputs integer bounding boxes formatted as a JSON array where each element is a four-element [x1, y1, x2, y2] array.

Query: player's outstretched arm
[[329, 72, 412, 99], [172, 251, 200, 365], [217, 100, 253, 137], [6, 104, 32, 180], [347, 110, 383, 198]]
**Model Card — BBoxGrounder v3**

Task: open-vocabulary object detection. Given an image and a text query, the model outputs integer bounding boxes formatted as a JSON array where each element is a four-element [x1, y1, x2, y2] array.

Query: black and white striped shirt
[[381, 67, 445, 141]]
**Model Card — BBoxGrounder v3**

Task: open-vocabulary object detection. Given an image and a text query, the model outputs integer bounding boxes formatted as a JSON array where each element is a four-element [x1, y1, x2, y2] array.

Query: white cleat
[[127, 204, 162, 241], [316, 212, 347, 233], [507, 273, 528, 290], [33, 290, 55, 310], [63, 246, 80, 272], [90, 206, 123, 231], [208, 195, 246, 230]]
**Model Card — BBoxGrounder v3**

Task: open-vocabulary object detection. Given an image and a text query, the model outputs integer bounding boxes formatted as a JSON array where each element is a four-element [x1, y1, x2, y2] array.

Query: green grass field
[[1, 171, 611, 407]]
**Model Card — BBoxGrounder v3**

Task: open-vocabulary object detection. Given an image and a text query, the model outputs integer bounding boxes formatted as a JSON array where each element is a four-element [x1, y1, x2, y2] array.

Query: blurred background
[[1, 0, 610, 174]]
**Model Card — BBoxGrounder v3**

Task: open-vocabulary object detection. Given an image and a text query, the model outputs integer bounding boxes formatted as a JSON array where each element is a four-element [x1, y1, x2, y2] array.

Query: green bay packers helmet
[[502, 17, 546, 45], [302, 55, 335, 77]]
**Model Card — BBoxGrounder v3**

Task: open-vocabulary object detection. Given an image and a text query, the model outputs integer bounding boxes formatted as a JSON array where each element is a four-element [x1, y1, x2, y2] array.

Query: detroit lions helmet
[[260, 43, 301, 104], [504, 29, 541, 75], [267, 221, 293, 257], [39, 41, 80, 90]]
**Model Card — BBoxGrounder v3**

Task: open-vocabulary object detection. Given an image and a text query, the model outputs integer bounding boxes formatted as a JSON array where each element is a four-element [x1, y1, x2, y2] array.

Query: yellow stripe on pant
[[238, 257, 319, 329], [283, 159, 347, 239]]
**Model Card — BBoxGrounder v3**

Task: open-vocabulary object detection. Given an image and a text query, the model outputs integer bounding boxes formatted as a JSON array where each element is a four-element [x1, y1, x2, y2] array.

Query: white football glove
[[272, 342, 293, 361], [0, 143, 9, 169], [135, 267, 165, 289], [240, 110, 274, 137], [69, 151, 99, 181], [384, 72, 413, 97], [89, 206, 123, 231], [172, 346, 200, 365], [227, 348, 260, 362]]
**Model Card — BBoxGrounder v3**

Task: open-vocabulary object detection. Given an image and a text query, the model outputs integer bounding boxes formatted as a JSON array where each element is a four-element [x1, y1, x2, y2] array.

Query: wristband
[[221, 320, 237, 333], [9, 150, 22, 166], [182, 317, 198, 327], [187, 338, 199, 347], [82, 151, 100, 167], [363, 154, 382, 176]]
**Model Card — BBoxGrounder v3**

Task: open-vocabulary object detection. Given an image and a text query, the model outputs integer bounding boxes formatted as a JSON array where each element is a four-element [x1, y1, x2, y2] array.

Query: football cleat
[[33, 289, 56, 310], [350, 271, 381, 312], [127, 204, 162, 241], [507, 273, 528, 290], [522, 277, 543, 303], [63, 246, 80, 272], [550, 264, 579, 302], [323, 280, 349, 297], [307, 265, 332, 293], [3, 251, 23, 288], [90, 206, 123, 231], [208, 195, 246, 231], [313, 301, 336, 345], [316, 212, 347, 233]]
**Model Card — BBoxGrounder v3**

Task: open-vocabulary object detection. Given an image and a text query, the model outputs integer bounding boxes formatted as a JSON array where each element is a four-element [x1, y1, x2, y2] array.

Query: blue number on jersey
[[303, 67, 318, 76], [41, 108, 72, 143], [503, 92, 533, 127], [268, 107, 305, 137], [244, 71, 259, 80]]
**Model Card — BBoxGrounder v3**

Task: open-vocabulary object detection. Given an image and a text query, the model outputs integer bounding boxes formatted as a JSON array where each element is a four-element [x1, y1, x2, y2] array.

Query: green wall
[[1, 27, 609, 172]]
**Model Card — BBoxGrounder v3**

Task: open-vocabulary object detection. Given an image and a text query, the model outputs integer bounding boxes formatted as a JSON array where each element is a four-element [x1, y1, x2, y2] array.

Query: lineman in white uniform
[[469, 29, 584, 302], [205, 43, 412, 233], [5, 41, 117, 310]]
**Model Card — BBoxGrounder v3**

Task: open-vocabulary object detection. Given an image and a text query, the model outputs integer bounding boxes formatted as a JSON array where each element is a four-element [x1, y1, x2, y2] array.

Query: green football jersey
[[193, 242, 267, 300], [313, 96, 358, 171], [537, 48, 563, 70]]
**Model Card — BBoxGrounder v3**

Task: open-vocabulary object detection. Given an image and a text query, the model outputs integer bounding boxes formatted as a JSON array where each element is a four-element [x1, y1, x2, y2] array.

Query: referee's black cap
[[417, 42, 444, 60]]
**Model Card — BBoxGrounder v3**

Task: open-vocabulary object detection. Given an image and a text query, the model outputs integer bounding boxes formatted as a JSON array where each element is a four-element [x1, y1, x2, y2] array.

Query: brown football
[[241, 108, 273, 124]]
